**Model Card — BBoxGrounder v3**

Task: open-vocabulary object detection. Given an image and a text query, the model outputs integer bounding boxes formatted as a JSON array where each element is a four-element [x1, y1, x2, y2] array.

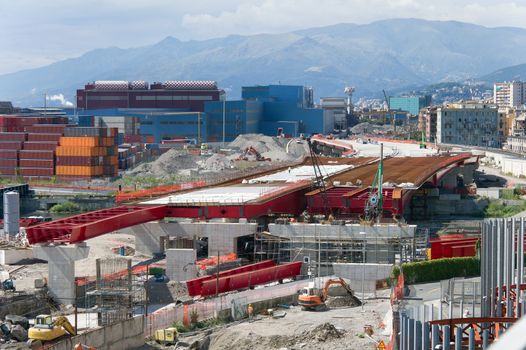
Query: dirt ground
[[140, 293, 392, 350]]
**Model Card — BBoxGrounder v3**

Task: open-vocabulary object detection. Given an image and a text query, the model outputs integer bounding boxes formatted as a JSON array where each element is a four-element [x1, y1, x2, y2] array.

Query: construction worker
[[247, 303, 254, 318]]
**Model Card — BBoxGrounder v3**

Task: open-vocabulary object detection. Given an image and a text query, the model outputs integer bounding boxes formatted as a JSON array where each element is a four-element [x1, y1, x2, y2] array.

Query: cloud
[[46, 94, 74, 107]]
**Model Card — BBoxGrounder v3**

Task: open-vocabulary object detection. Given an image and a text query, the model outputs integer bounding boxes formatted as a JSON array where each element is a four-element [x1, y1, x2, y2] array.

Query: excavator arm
[[54, 316, 76, 336], [321, 278, 354, 302]]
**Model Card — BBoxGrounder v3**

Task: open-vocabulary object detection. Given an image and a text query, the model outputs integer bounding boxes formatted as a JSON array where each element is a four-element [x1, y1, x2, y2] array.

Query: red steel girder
[[26, 205, 167, 244]]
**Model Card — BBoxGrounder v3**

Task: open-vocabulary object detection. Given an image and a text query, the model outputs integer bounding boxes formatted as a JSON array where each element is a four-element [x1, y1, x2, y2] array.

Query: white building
[[494, 81, 525, 108]]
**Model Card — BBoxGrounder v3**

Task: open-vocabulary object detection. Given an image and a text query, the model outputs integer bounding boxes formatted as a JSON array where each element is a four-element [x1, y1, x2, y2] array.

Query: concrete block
[[166, 249, 197, 282], [106, 321, 124, 343], [84, 329, 106, 348], [0, 248, 33, 264]]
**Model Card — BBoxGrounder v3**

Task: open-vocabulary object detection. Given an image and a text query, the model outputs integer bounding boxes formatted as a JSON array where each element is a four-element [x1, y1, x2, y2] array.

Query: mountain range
[[3, 18, 526, 106]]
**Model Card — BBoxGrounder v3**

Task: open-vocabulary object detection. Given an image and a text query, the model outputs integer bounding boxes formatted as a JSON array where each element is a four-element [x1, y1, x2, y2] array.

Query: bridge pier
[[33, 243, 90, 304]]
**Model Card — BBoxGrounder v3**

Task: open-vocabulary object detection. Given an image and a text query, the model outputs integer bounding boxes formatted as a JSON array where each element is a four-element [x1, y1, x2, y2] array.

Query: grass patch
[[392, 257, 480, 284], [49, 201, 81, 213], [173, 318, 224, 333], [484, 200, 526, 218]]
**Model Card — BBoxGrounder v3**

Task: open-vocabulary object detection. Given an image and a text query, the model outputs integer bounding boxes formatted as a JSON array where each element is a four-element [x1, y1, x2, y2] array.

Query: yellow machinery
[[154, 327, 178, 345], [28, 315, 76, 342]]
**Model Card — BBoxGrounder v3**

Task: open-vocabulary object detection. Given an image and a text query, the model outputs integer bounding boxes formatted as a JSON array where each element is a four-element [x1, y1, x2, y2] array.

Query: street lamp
[[222, 91, 226, 146], [359, 231, 366, 311]]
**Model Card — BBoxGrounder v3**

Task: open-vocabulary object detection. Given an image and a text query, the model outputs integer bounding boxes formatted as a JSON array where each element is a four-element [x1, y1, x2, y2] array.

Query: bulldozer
[[28, 315, 76, 342], [298, 277, 360, 310]]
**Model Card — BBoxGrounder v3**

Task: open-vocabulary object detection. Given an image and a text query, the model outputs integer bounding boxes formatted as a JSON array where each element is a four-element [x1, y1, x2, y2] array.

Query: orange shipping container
[[55, 165, 103, 176], [102, 137, 115, 147], [60, 137, 100, 147], [55, 147, 105, 157]]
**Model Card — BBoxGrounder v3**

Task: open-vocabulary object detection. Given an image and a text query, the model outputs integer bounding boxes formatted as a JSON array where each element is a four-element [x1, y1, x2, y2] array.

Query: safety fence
[[144, 277, 322, 337], [115, 180, 207, 203]]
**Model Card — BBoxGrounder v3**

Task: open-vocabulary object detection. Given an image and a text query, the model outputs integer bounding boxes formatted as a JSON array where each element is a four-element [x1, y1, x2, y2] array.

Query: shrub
[[392, 257, 480, 284], [484, 200, 526, 218], [148, 267, 165, 276], [49, 201, 81, 213]]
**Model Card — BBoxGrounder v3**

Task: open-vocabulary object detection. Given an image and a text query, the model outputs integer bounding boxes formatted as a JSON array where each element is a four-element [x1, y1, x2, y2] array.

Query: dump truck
[[298, 277, 360, 310], [154, 327, 178, 345], [28, 315, 76, 342]]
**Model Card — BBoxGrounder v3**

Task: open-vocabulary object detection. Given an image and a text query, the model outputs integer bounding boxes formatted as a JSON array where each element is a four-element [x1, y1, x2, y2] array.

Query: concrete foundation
[[166, 248, 197, 282], [0, 248, 33, 265], [129, 221, 257, 257], [33, 243, 90, 304], [332, 263, 393, 294]]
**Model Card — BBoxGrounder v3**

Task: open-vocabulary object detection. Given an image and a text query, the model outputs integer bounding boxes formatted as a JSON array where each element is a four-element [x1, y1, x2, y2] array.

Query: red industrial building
[[76, 80, 224, 111]]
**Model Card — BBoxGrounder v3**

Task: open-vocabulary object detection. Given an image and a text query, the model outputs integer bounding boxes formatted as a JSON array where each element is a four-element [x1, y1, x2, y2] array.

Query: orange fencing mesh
[[115, 180, 207, 203], [196, 253, 237, 270]]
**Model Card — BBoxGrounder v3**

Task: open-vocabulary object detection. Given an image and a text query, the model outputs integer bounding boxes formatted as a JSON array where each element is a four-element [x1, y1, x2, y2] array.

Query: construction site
[[0, 131, 505, 350]]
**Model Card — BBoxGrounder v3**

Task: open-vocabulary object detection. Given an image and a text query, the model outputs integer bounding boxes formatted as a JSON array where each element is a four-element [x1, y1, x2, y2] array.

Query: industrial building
[[76, 80, 223, 112], [436, 102, 500, 147], [76, 82, 337, 143], [389, 95, 432, 116]]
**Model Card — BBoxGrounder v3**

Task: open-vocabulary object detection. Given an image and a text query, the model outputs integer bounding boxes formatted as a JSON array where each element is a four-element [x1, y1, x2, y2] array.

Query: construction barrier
[[195, 253, 238, 270], [115, 180, 207, 203]]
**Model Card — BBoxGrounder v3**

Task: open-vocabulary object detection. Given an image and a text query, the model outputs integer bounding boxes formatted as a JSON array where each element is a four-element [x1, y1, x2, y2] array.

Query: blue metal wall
[[242, 85, 307, 107], [389, 95, 432, 116], [204, 100, 263, 142], [139, 112, 207, 143], [262, 102, 326, 136]]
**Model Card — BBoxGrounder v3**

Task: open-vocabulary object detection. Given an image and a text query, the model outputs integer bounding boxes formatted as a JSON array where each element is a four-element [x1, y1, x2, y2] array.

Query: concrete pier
[[33, 243, 90, 304], [166, 248, 197, 282]]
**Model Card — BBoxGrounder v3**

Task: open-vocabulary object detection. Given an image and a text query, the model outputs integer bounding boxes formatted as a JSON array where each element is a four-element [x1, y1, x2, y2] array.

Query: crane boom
[[307, 138, 331, 218]]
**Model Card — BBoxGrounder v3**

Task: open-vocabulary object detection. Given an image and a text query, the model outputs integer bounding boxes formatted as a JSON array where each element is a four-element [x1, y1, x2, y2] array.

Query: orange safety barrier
[[115, 180, 207, 203], [196, 253, 237, 270]]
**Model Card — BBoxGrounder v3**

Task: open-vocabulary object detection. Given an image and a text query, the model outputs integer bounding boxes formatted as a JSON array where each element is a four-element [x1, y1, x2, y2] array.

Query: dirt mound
[[308, 323, 344, 342], [199, 154, 233, 171], [128, 149, 199, 177], [229, 134, 302, 162], [325, 295, 361, 308]]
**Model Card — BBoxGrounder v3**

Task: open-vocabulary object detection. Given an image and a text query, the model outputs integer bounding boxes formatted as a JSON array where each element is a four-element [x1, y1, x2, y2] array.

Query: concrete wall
[[131, 221, 257, 256], [477, 188, 501, 199], [46, 316, 144, 350], [0, 248, 32, 264], [427, 198, 488, 216], [332, 263, 393, 294], [269, 223, 416, 240]]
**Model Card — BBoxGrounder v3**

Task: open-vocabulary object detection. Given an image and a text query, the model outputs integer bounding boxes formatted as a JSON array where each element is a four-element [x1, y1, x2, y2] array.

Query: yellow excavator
[[28, 315, 76, 342], [298, 277, 360, 310]]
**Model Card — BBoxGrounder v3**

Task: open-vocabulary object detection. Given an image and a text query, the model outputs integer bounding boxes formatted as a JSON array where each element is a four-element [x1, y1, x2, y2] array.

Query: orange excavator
[[236, 146, 271, 161], [298, 277, 360, 310]]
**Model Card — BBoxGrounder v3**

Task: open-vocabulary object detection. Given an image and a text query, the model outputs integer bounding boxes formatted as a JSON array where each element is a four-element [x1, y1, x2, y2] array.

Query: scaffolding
[[85, 257, 144, 326], [254, 223, 418, 278]]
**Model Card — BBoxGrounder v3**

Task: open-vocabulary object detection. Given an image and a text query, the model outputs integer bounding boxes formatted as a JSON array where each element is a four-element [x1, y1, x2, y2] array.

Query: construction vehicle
[[236, 146, 271, 161], [419, 130, 427, 149], [154, 327, 178, 345], [28, 315, 76, 342], [362, 143, 384, 224], [298, 277, 360, 310]]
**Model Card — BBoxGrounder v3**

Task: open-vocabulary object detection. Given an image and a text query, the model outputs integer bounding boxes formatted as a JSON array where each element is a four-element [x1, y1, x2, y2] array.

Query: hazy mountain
[[481, 63, 526, 83], [3, 18, 526, 106]]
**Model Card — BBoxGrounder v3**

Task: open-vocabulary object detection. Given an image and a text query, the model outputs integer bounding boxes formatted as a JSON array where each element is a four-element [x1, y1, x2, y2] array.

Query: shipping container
[[0, 133, 27, 142], [55, 165, 103, 176], [27, 133, 62, 142], [56, 156, 102, 166], [0, 141, 23, 150], [19, 150, 54, 160], [0, 159, 17, 167], [19, 159, 54, 168], [25, 124, 68, 134], [19, 167, 54, 176], [64, 127, 116, 138], [55, 147, 105, 157], [23, 141, 58, 151], [102, 156, 118, 166], [0, 167, 16, 175], [59, 137, 100, 147], [0, 150, 18, 158]]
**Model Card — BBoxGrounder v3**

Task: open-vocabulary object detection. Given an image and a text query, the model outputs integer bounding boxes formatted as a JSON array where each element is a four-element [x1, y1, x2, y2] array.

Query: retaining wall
[[45, 316, 144, 350]]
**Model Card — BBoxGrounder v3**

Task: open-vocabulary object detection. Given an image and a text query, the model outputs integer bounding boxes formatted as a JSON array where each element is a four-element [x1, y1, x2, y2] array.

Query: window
[[87, 95, 127, 101]]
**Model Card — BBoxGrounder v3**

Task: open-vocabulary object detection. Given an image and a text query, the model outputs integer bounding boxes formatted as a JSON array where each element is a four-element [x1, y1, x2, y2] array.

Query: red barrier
[[186, 260, 276, 297], [198, 261, 303, 297], [430, 237, 478, 259]]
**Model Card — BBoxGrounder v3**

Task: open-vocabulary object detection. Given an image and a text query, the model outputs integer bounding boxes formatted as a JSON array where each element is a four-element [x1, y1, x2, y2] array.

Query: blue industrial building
[[389, 95, 432, 116], [76, 84, 333, 143]]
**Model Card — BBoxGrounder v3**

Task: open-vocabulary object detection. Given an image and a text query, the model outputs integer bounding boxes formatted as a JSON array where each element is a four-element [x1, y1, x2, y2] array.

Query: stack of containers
[[0, 132, 26, 176], [0, 116, 68, 132], [56, 127, 118, 178], [19, 124, 68, 178]]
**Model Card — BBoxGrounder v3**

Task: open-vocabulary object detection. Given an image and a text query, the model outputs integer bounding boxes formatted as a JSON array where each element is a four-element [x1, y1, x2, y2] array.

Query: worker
[[247, 304, 254, 318]]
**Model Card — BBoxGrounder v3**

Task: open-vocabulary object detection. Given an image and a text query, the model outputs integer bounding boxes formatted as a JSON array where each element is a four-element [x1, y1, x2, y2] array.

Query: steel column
[[455, 326, 462, 350], [422, 321, 430, 350], [431, 324, 440, 350], [415, 320, 422, 350], [443, 325, 450, 350]]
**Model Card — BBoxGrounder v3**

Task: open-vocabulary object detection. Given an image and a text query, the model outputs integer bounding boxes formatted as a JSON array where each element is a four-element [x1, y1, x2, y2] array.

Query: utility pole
[[222, 93, 226, 146]]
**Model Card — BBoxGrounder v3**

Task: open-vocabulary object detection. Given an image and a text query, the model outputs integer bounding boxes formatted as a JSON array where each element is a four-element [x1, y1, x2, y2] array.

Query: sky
[[2, 0, 526, 75]]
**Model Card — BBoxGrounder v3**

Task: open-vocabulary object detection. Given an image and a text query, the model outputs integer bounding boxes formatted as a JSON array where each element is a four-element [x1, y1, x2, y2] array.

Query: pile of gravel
[[127, 149, 199, 177]]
